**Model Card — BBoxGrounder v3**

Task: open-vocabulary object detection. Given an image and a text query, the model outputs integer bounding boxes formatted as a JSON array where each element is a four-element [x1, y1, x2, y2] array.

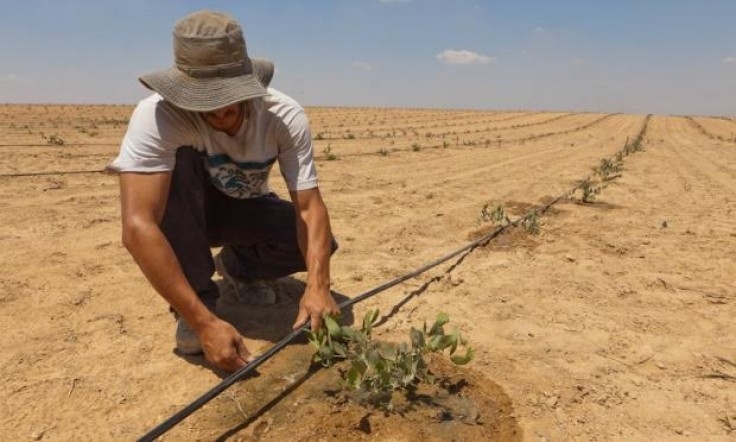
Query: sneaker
[[175, 317, 203, 355], [214, 251, 277, 305]]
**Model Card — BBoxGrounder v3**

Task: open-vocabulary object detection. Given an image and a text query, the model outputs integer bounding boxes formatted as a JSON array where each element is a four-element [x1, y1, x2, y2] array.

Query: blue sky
[[1, 0, 734, 115]]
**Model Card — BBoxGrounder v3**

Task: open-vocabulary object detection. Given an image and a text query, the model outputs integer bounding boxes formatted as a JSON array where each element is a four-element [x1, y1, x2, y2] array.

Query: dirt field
[[1, 104, 734, 441]]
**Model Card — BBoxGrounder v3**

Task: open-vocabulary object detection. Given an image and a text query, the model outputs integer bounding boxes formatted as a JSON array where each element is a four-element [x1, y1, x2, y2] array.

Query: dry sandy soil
[[1, 104, 735, 441]]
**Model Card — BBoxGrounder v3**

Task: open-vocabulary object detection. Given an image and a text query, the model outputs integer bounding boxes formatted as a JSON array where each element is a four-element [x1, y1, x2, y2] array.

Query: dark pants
[[160, 147, 312, 310]]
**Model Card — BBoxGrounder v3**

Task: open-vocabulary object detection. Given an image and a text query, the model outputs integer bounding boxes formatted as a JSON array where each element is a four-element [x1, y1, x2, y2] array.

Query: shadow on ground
[[174, 275, 355, 377]]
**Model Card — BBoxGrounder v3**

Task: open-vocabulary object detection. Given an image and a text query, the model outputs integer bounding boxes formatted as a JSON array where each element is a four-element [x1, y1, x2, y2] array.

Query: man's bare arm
[[119, 172, 250, 371], [289, 187, 339, 330]]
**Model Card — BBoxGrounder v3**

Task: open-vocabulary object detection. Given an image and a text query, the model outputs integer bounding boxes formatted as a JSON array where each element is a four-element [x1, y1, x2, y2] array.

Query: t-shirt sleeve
[[107, 98, 193, 173], [277, 107, 318, 191]]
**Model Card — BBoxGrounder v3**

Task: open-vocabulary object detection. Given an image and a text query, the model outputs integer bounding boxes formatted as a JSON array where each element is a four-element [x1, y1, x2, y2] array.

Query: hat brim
[[251, 58, 274, 89], [139, 67, 267, 112]]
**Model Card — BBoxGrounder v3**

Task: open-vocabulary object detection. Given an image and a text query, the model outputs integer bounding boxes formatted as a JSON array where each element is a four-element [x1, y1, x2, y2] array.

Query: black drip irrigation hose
[[138, 117, 651, 441], [0, 143, 120, 147], [0, 169, 107, 178]]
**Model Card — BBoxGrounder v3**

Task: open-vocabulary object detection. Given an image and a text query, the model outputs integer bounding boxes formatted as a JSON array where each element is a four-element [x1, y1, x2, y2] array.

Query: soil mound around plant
[[186, 344, 521, 441]]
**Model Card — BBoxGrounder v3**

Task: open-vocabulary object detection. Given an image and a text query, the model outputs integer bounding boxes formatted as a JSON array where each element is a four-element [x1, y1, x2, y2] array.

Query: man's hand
[[197, 318, 255, 372], [293, 286, 340, 331]]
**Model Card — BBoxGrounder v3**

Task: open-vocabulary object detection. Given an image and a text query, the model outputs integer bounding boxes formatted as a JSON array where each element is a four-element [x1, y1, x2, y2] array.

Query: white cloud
[[352, 61, 372, 71], [436, 49, 496, 66], [722, 57, 736, 64]]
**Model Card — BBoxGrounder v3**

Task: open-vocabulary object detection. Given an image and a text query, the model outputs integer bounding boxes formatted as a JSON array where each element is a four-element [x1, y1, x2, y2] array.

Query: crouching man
[[108, 10, 339, 372]]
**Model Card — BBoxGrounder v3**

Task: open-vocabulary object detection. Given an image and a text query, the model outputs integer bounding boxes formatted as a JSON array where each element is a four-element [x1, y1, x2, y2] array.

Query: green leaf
[[365, 309, 378, 326], [366, 346, 382, 366], [428, 334, 442, 352], [324, 315, 342, 339], [435, 312, 449, 326], [362, 309, 380, 334], [346, 366, 361, 388], [341, 326, 358, 341], [319, 345, 334, 360], [450, 347, 475, 365], [305, 330, 321, 349], [332, 342, 347, 358], [379, 343, 397, 361], [353, 359, 367, 376], [428, 312, 449, 336], [449, 329, 460, 355], [436, 334, 456, 352]]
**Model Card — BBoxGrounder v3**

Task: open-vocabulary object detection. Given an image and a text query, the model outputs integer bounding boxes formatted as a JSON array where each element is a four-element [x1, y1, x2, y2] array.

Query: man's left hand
[[292, 286, 339, 330]]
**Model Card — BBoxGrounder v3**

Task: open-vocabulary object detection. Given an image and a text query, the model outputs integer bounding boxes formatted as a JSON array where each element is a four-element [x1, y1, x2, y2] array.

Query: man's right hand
[[197, 318, 254, 372]]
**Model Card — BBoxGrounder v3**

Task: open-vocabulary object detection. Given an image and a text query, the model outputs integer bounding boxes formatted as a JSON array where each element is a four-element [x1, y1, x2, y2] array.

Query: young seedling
[[323, 144, 337, 161], [520, 210, 541, 235], [46, 134, 65, 146], [306, 310, 474, 411], [479, 202, 510, 226], [579, 178, 602, 203], [596, 158, 623, 181]]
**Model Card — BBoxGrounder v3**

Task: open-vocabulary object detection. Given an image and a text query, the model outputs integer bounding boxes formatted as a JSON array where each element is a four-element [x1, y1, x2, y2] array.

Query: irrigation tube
[[0, 169, 106, 178], [138, 118, 649, 441]]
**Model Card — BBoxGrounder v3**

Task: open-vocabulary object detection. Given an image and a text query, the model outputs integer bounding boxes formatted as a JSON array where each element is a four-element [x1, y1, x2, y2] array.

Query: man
[[108, 10, 339, 372]]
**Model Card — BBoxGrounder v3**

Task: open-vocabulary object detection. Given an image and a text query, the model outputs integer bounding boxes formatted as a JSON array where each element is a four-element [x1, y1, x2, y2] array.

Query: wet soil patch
[[186, 344, 521, 441]]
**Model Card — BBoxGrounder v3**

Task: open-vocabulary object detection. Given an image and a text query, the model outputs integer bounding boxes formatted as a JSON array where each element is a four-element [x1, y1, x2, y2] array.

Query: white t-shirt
[[108, 88, 318, 199]]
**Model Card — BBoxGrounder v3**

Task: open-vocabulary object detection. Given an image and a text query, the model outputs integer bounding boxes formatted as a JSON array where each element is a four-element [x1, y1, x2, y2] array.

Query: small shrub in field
[[479, 202, 509, 226], [520, 210, 541, 235], [411, 143, 421, 152], [579, 178, 603, 203], [46, 134, 65, 146], [307, 310, 474, 411], [596, 158, 623, 181], [323, 144, 337, 161], [378, 147, 389, 156]]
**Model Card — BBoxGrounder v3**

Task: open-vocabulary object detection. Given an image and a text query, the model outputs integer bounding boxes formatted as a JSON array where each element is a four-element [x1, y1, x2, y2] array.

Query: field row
[[0, 107, 611, 175]]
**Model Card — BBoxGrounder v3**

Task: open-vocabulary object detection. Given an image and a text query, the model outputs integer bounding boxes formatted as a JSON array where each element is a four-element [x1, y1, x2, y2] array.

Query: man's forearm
[[297, 212, 332, 289], [122, 221, 216, 329], [290, 187, 334, 300], [289, 188, 340, 329]]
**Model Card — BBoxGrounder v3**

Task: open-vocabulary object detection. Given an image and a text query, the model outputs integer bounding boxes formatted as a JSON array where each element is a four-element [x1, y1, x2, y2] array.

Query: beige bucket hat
[[139, 10, 273, 112]]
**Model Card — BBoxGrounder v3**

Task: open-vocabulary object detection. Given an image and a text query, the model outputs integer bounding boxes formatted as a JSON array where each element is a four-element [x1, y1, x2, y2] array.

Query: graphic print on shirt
[[206, 154, 277, 199]]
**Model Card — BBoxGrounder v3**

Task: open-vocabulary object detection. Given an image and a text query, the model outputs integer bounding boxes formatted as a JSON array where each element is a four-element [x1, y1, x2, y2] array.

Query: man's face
[[200, 103, 244, 135]]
